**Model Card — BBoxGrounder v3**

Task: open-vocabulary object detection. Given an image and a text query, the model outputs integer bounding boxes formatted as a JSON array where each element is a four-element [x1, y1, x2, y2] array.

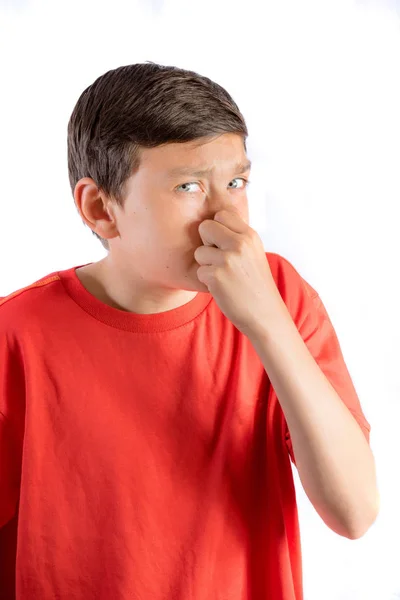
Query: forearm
[[248, 299, 379, 539]]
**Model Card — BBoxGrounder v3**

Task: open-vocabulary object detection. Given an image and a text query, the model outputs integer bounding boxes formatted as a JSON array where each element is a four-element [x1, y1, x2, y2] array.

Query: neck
[[75, 257, 199, 315]]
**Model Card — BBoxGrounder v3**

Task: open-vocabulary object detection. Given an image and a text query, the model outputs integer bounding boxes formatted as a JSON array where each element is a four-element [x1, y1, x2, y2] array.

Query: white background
[[1, 0, 399, 597]]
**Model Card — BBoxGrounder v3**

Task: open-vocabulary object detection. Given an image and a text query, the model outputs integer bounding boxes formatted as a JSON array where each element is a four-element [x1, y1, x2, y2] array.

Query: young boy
[[0, 62, 378, 600]]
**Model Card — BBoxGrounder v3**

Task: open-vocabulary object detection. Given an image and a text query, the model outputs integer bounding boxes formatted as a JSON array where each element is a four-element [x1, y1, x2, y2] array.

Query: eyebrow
[[166, 160, 252, 178]]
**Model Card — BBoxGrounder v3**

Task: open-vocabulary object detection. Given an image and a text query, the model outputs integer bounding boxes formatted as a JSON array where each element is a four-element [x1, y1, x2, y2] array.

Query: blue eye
[[176, 182, 200, 193], [228, 178, 251, 189], [176, 178, 251, 193]]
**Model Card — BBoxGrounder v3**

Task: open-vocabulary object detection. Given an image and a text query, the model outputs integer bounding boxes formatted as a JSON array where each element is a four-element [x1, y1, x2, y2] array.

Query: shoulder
[[0, 271, 64, 334], [265, 251, 328, 331], [265, 251, 319, 299]]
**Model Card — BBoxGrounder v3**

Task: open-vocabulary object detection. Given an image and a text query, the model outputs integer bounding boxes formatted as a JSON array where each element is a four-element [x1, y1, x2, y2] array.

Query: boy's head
[[67, 62, 250, 293]]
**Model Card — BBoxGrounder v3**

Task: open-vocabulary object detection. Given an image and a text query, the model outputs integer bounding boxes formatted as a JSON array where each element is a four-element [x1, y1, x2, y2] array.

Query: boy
[[0, 62, 379, 599]]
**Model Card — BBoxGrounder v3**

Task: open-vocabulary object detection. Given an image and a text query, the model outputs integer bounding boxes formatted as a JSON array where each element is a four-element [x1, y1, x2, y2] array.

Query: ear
[[74, 178, 119, 241]]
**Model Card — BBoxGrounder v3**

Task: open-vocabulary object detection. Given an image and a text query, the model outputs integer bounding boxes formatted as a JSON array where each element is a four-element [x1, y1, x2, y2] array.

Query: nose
[[206, 190, 236, 215], [205, 192, 249, 224]]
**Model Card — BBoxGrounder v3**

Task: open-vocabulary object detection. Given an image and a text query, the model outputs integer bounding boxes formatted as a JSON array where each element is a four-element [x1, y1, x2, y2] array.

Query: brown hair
[[67, 61, 249, 249]]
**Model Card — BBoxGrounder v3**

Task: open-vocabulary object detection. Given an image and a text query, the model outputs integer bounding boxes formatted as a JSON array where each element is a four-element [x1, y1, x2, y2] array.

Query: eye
[[176, 178, 251, 193], [176, 182, 201, 193], [228, 177, 251, 189]]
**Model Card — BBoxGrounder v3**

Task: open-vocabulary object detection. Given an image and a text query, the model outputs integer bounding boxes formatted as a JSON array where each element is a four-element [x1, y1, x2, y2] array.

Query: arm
[[248, 297, 379, 540]]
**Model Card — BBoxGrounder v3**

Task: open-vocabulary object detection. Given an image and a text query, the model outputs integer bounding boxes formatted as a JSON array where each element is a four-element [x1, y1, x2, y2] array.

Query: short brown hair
[[67, 62, 249, 249]]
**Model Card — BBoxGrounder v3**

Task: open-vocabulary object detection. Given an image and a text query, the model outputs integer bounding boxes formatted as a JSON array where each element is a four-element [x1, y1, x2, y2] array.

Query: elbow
[[342, 495, 380, 540], [321, 489, 381, 540], [344, 515, 378, 540], [344, 523, 374, 540]]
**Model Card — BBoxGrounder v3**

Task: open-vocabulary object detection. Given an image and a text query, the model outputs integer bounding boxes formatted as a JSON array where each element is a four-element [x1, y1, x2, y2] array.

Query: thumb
[[199, 221, 217, 248]]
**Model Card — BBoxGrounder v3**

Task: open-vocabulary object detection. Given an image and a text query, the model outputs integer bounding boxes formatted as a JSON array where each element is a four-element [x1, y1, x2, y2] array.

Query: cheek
[[186, 219, 204, 248], [146, 211, 198, 251], [160, 203, 203, 246]]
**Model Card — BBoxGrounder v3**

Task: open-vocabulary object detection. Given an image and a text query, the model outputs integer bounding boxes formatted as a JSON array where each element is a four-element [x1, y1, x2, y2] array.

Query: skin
[[73, 132, 380, 538], [74, 132, 251, 314]]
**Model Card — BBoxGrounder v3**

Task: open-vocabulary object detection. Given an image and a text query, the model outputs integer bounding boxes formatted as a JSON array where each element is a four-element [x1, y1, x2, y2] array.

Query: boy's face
[[108, 132, 251, 293]]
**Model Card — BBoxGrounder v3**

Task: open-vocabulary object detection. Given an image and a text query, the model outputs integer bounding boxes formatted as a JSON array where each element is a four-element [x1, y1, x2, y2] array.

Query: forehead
[[139, 133, 249, 176]]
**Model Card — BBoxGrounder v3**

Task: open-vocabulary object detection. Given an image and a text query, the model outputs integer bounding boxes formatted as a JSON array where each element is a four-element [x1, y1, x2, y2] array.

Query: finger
[[196, 264, 215, 287], [193, 244, 224, 266], [213, 209, 248, 234], [198, 219, 238, 250]]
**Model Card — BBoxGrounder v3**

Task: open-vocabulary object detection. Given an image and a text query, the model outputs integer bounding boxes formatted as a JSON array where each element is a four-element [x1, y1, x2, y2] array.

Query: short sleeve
[[0, 414, 21, 528], [284, 278, 371, 465], [0, 317, 25, 529]]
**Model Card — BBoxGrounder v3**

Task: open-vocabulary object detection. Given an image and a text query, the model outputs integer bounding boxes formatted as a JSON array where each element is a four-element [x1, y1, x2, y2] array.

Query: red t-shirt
[[0, 252, 371, 599]]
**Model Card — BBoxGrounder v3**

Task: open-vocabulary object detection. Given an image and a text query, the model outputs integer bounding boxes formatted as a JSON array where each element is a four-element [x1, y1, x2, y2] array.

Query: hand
[[194, 208, 285, 337]]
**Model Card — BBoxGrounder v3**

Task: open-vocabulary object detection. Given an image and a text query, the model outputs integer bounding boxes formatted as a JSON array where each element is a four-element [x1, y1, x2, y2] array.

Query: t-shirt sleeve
[[284, 277, 371, 466], [0, 414, 21, 528], [0, 322, 24, 529]]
